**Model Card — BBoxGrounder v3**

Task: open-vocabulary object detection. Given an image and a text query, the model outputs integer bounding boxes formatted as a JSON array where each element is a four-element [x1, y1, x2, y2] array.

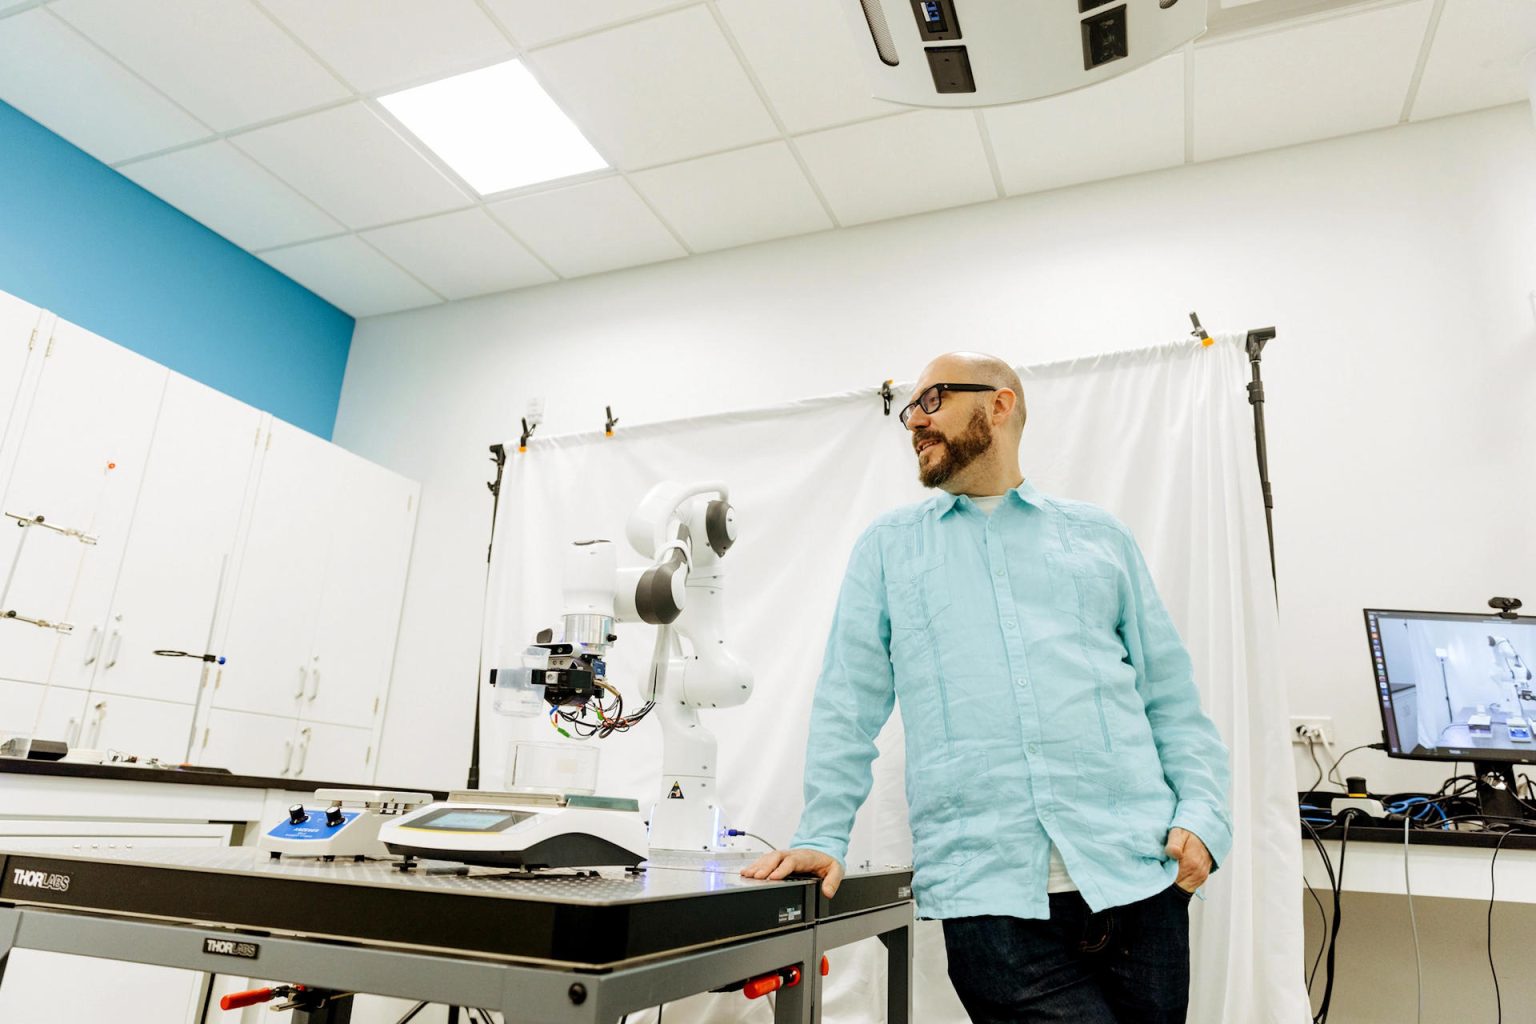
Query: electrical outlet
[[1290, 716, 1334, 745]]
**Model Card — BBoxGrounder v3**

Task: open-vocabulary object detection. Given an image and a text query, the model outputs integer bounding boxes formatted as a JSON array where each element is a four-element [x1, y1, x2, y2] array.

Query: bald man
[[744, 353, 1232, 1023]]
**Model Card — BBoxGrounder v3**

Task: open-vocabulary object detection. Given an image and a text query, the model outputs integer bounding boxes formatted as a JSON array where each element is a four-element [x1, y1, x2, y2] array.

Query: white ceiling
[[0, 0, 1531, 317]]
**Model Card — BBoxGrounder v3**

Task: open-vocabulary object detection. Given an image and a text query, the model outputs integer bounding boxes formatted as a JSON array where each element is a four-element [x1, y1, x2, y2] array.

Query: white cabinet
[[77, 692, 197, 764], [0, 291, 46, 460], [197, 708, 302, 778], [291, 720, 374, 781], [213, 425, 418, 781], [304, 451, 417, 730], [60, 373, 264, 705], [215, 419, 336, 719], [0, 679, 88, 742], [198, 705, 378, 782], [0, 288, 417, 782], [0, 319, 167, 686]]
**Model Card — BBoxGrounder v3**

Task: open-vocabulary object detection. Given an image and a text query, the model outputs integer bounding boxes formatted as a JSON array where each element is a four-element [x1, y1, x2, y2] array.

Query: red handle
[[220, 988, 275, 1010], [821, 954, 830, 976]]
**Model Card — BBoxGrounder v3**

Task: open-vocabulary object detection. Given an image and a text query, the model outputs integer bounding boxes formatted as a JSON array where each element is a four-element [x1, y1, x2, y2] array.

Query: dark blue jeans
[[942, 885, 1192, 1023]]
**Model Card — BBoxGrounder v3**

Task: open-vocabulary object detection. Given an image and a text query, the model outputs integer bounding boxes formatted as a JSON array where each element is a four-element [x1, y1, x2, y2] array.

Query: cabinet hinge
[[372, 696, 380, 715], [407, 494, 414, 512], [27, 326, 37, 351], [201, 727, 209, 748], [265, 430, 272, 451], [214, 668, 222, 690], [365, 745, 372, 764], [44, 330, 56, 357]]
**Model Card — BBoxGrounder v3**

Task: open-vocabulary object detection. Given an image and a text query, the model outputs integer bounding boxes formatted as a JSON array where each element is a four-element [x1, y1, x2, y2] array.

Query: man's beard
[[914, 406, 994, 488]]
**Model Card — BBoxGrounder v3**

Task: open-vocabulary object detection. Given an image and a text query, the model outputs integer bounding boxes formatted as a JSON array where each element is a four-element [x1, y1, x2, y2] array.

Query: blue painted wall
[[0, 100, 353, 439]]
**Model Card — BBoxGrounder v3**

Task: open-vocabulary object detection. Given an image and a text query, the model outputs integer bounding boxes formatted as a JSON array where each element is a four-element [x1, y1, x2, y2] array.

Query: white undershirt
[[968, 492, 1078, 893]]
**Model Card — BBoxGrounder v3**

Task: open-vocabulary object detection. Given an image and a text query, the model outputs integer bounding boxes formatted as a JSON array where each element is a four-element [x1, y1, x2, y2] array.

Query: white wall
[[335, 102, 1536, 797]]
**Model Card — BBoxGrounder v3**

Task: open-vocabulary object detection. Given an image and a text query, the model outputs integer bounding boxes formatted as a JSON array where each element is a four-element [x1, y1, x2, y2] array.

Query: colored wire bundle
[[547, 679, 656, 739]]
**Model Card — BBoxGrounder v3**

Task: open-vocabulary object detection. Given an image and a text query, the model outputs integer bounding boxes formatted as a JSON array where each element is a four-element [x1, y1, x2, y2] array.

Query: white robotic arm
[[496, 481, 753, 854]]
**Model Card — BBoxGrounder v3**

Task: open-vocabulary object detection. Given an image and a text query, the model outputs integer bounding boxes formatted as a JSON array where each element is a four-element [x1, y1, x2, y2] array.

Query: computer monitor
[[1368, 608, 1536, 766]]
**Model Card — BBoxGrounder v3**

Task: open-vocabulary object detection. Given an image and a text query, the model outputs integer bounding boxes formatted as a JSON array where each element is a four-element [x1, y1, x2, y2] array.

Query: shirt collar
[[934, 479, 1044, 518]]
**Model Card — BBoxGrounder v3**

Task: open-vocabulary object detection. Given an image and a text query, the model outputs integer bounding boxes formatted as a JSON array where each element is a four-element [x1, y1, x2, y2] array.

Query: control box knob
[[324, 805, 345, 828], [288, 804, 309, 826]]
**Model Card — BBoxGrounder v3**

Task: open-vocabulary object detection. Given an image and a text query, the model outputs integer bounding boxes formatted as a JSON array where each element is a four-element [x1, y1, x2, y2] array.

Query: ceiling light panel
[[379, 60, 607, 195]]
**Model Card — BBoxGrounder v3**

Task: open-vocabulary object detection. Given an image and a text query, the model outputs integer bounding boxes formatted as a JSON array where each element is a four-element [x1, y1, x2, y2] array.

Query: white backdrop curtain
[[481, 334, 1309, 1023]]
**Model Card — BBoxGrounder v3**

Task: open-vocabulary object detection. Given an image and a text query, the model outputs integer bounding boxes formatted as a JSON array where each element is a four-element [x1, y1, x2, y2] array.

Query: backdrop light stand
[[466, 443, 508, 791]]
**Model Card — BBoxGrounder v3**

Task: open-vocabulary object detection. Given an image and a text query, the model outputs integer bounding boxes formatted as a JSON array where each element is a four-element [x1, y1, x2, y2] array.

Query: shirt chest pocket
[[890, 560, 953, 632], [1046, 554, 1121, 628]]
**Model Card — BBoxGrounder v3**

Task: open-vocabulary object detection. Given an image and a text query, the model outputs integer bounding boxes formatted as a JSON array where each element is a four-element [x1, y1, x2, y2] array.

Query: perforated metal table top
[[0, 846, 911, 968]]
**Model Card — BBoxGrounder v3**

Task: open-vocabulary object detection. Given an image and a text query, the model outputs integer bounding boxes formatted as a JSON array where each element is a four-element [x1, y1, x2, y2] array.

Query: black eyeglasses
[[899, 383, 997, 428]]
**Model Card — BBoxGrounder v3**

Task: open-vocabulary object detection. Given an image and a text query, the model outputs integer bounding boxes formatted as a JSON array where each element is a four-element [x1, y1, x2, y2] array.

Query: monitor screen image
[[1368, 609, 1536, 764]]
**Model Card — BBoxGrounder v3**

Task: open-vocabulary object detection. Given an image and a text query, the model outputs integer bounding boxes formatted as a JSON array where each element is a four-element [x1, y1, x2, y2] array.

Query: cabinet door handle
[[83, 626, 102, 665], [295, 728, 312, 776], [307, 668, 320, 702], [295, 666, 308, 700], [280, 740, 294, 776], [104, 630, 122, 670], [88, 701, 106, 747]]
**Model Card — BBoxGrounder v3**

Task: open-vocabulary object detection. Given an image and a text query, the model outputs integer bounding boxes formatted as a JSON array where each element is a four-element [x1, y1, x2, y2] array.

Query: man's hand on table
[[741, 849, 845, 898]]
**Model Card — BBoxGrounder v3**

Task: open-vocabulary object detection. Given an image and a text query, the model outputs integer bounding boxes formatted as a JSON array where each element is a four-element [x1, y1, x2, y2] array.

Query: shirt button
[[995, 569, 1005, 577], [1027, 743, 1039, 754], [1017, 678, 1027, 687], [1004, 621, 1016, 630]]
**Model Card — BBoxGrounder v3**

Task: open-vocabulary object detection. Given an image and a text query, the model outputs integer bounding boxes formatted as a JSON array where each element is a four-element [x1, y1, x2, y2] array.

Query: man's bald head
[[914, 352, 1026, 436]]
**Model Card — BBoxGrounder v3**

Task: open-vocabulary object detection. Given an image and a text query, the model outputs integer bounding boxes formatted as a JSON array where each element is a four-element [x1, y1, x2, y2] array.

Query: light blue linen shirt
[[790, 480, 1233, 919]]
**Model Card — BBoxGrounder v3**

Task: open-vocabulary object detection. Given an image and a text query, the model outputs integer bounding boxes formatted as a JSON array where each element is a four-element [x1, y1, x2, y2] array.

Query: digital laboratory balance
[[377, 790, 649, 870]]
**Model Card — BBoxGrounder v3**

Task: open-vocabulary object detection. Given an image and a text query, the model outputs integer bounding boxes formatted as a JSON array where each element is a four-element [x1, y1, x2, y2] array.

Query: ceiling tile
[[488, 177, 686, 278], [0, 9, 209, 163], [630, 142, 832, 252], [984, 53, 1186, 197], [257, 0, 512, 95], [51, 0, 349, 132], [120, 140, 342, 251], [480, 0, 684, 49], [1192, 1, 1433, 162], [231, 103, 472, 229], [714, 0, 897, 134], [261, 236, 440, 317], [1412, 0, 1536, 121], [525, 6, 778, 169], [794, 110, 996, 226], [361, 209, 556, 300]]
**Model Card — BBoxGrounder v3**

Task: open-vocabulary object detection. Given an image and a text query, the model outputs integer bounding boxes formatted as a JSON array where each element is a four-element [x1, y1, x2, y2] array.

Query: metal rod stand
[[1245, 327, 1278, 594]]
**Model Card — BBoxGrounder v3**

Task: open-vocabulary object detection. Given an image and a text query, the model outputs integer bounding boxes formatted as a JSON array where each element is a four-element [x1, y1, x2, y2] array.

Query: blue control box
[[265, 809, 360, 841]]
